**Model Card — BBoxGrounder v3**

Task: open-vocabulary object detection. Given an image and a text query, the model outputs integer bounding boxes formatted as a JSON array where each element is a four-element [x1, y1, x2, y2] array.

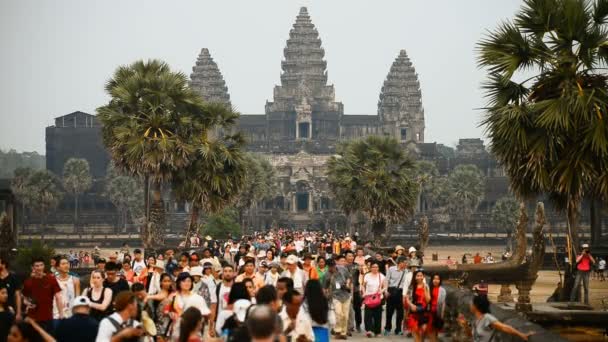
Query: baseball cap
[[71, 296, 91, 309]]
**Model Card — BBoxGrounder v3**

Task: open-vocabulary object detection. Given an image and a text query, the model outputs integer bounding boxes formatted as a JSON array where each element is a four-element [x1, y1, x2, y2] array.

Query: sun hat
[[153, 260, 166, 270], [582, 243, 589, 248], [71, 296, 91, 309], [257, 250, 267, 258], [286, 255, 299, 264], [395, 245, 405, 252], [189, 266, 203, 277], [409, 247, 417, 253]]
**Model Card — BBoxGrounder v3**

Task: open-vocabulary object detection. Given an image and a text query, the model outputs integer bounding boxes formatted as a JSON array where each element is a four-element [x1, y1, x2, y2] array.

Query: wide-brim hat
[[189, 266, 203, 277], [153, 260, 166, 270], [409, 247, 417, 253], [286, 255, 299, 264], [257, 251, 267, 258], [395, 245, 405, 252]]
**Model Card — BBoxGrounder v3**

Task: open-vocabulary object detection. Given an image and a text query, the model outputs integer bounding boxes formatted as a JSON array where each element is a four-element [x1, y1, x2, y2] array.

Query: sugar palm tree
[[62, 158, 92, 230], [446, 164, 485, 237], [98, 59, 206, 247], [235, 153, 276, 231], [478, 0, 608, 249], [327, 136, 420, 243], [28, 170, 63, 230], [173, 104, 248, 247], [10, 167, 35, 228], [492, 196, 520, 250]]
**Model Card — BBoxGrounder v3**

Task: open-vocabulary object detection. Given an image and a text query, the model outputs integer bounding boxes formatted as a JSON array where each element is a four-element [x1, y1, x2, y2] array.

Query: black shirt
[[55, 313, 99, 342], [0, 310, 14, 342], [0, 272, 20, 310], [103, 278, 130, 308]]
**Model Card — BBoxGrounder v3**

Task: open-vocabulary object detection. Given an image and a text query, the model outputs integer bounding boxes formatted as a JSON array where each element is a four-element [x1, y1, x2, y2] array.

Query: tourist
[[373, 252, 387, 275], [53, 256, 80, 319], [462, 254, 468, 264], [178, 307, 204, 342], [200, 262, 218, 312], [484, 253, 495, 264], [598, 257, 606, 281], [95, 291, 144, 342], [167, 273, 210, 340], [315, 256, 328, 284], [95, 258, 106, 273], [7, 318, 55, 342], [147, 260, 165, 296], [216, 265, 235, 319], [405, 270, 430, 342], [103, 262, 130, 306], [384, 256, 407, 336], [426, 274, 446, 342], [222, 245, 235, 266], [302, 280, 332, 342], [215, 282, 250, 337], [570, 243, 596, 304], [84, 270, 113, 321], [54, 296, 99, 342], [0, 255, 22, 321], [256, 262, 269, 286], [280, 289, 314, 341], [446, 256, 455, 266], [276, 277, 293, 310], [247, 305, 279, 342], [361, 261, 386, 337], [301, 254, 319, 281], [354, 248, 366, 267], [236, 259, 264, 290], [121, 261, 135, 285], [474, 280, 489, 296], [281, 255, 306, 293], [200, 248, 221, 274], [22, 257, 64, 332], [189, 267, 204, 293], [473, 253, 483, 264], [130, 249, 147, 279], [323, 258, 350, 339], [244, 278, 257, 302], [0, 284, 15, 342], [147, 273, 173, 321], [459, 295, 533, 341], [265, 262, 280, 287]]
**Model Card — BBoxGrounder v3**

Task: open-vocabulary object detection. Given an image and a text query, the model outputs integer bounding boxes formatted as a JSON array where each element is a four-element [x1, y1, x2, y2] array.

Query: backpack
[[107, 316, 140, 342]]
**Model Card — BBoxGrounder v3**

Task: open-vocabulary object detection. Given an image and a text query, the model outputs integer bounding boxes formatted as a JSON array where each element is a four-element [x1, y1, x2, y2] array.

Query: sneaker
[[366, 331, 373, 338]]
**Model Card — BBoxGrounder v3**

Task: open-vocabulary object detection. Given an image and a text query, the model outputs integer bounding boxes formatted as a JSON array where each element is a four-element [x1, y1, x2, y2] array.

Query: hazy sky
[[1, 0, 523, 154]]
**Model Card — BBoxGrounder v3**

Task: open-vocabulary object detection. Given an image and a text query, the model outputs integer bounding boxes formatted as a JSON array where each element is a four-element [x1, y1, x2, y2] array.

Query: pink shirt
[[577, 254, 591, 271]]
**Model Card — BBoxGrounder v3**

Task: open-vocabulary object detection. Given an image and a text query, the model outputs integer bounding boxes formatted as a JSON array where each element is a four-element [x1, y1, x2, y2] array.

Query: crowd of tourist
[[0, 229, 558, 342]]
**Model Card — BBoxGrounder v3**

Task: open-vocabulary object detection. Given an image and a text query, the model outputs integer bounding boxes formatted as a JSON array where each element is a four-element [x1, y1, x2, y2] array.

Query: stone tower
[[265, 7, 343, 144], [189, 48, 231, 107], [378, 49, 425, 143]]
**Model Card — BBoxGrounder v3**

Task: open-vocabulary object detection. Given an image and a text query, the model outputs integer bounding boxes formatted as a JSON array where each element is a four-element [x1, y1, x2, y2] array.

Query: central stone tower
[[265, 7, 344, 153]]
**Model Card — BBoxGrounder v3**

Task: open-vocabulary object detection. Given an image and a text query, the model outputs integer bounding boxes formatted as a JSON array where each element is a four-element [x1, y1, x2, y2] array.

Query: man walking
[[570, 243, 596, 304], [384, 256, 407, 336], [324, 259, 351, 339], [22, 257, 64, 333], [55, 296, 99, 342]]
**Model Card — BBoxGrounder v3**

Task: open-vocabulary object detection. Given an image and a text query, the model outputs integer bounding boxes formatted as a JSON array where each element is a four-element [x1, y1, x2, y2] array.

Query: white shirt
[[147, 272, 161, 295], [599, 259, 606, 270], [218, 283, 231, 312], [279, 307, 314, 341], [95, 312, 141, 342], [363, 272, 385, 296], [202, 275, 218, 304], [132, 259, 146, 275], [53, 275, 76, 319], [281, 268, 306, 293], [402, 271, 414, 296]]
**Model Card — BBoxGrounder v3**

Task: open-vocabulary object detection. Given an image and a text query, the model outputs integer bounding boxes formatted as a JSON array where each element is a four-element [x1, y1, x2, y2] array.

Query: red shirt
[[577, 254, 592, 271], [473, 255, 483, 264], [22, 274, 61, 321]]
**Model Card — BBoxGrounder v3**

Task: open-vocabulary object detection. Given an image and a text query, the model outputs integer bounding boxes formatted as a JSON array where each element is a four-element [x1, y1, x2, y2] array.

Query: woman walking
[[426, 273, 446, 342], [405, 270, 430, 342], [361, 261, 386, 337], [83, 270, 112, 321]]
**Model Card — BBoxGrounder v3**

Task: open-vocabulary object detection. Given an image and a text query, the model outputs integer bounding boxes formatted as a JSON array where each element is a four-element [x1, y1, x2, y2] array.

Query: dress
[[427, 287, 440, 333], [407, 286, 428, 333]]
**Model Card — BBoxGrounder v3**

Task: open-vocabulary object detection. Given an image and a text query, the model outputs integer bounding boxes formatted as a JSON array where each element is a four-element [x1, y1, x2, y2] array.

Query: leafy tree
[[235, 153, 276, 229], [327, 136, 420, 242], [446, 164, 485, 236], [200, 208, 241, 240], [478, 0, 608, 248], [62, 158, 93, 229], [98, 60, 210, 248], [104, 165, 144, 232], [10, 167, 36, 227], [492, 196, 520, 250], [173, 104, 248, 247], [15, 240, 55, 272], [27, 170, 63, 229]]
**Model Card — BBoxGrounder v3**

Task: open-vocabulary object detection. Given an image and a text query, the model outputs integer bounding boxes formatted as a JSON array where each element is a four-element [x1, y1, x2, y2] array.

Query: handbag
[[363, 274, 383, 308]]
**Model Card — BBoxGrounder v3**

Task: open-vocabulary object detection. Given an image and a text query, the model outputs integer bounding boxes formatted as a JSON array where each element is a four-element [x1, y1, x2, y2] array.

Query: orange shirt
[[473, 255, 483, 264], [303, 264, 319, 280]]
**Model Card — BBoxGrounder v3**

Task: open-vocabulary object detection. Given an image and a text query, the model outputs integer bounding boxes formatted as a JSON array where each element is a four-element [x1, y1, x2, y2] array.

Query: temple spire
[[378, 49, 425, 142], [189, 48, 231, 107], [267, 7, 341, 114]]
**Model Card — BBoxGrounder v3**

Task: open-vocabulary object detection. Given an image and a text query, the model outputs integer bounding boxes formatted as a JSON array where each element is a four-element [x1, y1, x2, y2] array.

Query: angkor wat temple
[[33, 7, 603, 240]]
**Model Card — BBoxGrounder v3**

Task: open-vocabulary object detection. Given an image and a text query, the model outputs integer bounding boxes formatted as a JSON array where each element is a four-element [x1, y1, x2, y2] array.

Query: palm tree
[[98, 59, 206, 248], [62, 158, 92, 230], [446, 164, 485, 237], [327, 136, 420, 242], [492, 196, 520, 250], [478, 0, 608, 249], [10, 167, 35, 228], [28, 170, 63, 230], [235, 153, 276, 231], [104, 165, 144, 232]]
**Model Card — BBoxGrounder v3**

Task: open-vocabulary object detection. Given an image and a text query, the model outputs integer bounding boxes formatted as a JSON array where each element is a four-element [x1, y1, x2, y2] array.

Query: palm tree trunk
[[567, 203, 580, 254], [143, 180, 165, 249], [185, 204, 200, 248], [144, 175, 150, 220], [372, 219, 386, 245], [74, 194, 78, 231]]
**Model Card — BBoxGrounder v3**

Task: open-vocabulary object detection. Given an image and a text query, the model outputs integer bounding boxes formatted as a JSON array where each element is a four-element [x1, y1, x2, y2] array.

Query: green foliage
[[236, 153, 276, 211], [62, 158, 92, 197], [15, 240, 55, 272], [327, 136, 420, 239], [104, 164, 145, 227], [492, 196, 520, 232], [200, 208, 241, 240], [0, 149, 45, 179], [446, 164, 485, 232], [10, 167, 36, 208], [12, 169, 63, 227], [478, 0, 608, 222]]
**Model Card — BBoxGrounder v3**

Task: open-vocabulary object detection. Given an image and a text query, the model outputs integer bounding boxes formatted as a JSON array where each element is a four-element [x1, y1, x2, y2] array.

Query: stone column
[[308, 193, 313, 213], [497, 284, 514, 303], [292, 195, 297, 213], [515, 280, 533, 312]]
